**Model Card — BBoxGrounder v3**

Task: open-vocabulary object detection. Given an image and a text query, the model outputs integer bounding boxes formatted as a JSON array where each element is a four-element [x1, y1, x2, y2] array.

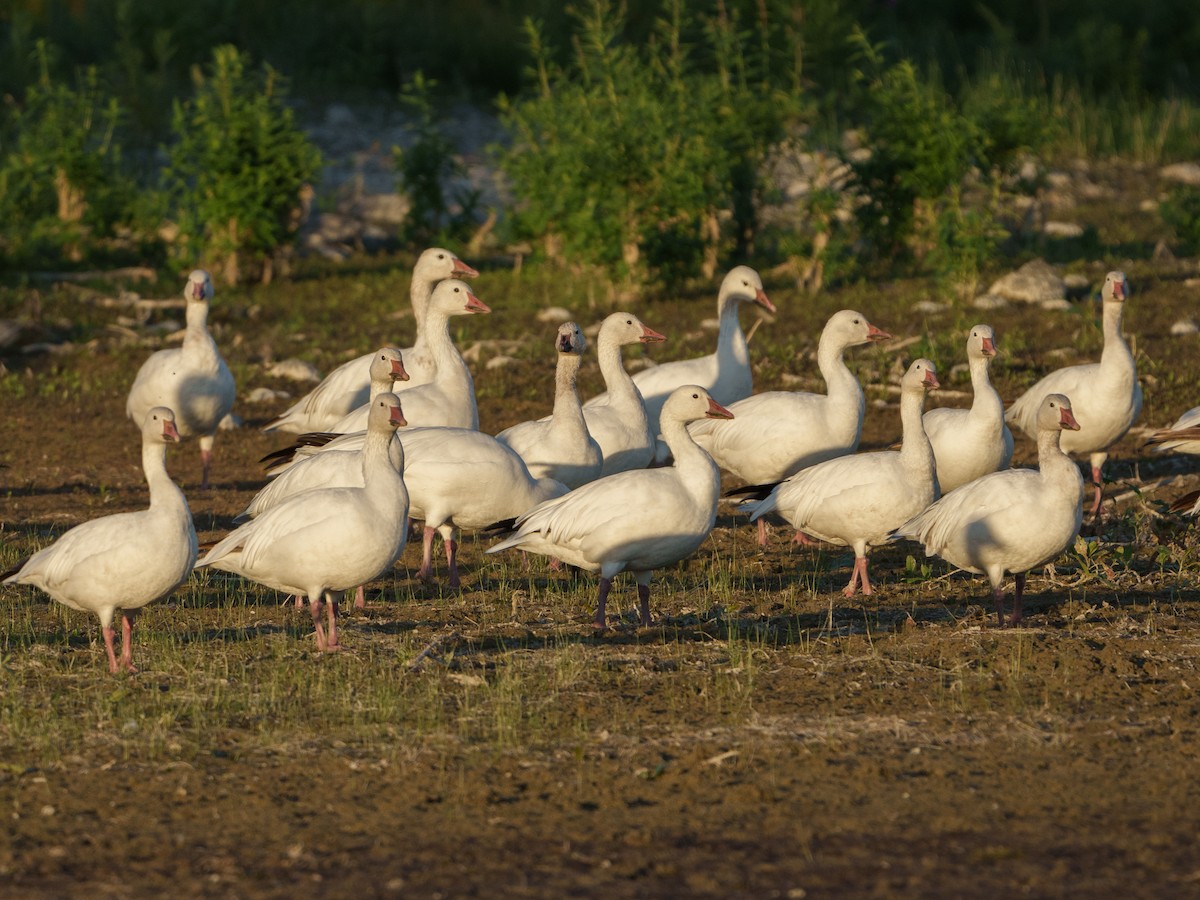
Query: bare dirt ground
[[4, 233, 1200, 894]]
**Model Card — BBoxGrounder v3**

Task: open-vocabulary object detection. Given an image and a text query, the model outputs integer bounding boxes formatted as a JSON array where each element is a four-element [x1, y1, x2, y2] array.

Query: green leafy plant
[[1161, 184, 1200, 255], [162, 45, 321, 285]]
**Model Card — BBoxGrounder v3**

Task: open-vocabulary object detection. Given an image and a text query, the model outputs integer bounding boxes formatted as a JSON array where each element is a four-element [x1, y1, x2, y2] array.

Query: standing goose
[[693, 309, 890, 543], [262, 247, 477, 433], [1005, 270, 1141, 519], [747, 359, 940, 597], [1146, 406, 1200, 517], [126, 269, 235, 489], [3, 408, 198, 674], [197, 393, 409, 652], [496, 322, 603, 489], [585, 266, 775, 435], [321, 347, 409, 433], [577, 312, 667, 476], [488, 386, 733, 628], [923, 324, 1014, 492], [897, 394, 1083, 626]]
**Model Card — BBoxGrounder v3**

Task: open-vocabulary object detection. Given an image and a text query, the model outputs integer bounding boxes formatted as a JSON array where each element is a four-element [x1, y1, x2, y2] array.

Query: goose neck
[[550, 354, 587, 429], [1100, 302, 1134, 371], [899, 388, 934, 470], [715, 297, 750, 369], [598, 336, 639, 401]]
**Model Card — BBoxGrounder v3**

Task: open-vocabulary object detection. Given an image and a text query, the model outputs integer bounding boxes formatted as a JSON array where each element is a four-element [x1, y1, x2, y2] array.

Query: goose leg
[[445, 539, 460, 590], [309, 595, 328, 652], [119, 610, 139, 673], [199, 435, 216, 491], [635, 573, 652, 627], [1010, 573, 1026, 626], [1089, 466, 1104, 520], [843, 559, 861, 597], [353, 585, 366, 610], [594, 577, 613, 629], [992, 585, 1007, 628], [102, 624, 121, 674], [792, 530, 818, 547], [859, 557, 874, 596], [756, 518, 770, 547], [325, 592, 342, 651], [418, 527, 437, 581]]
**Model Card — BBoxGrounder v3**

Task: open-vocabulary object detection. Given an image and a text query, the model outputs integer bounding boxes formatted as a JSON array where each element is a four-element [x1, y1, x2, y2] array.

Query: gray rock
[[1040, 298, 1073, 312], [267, 359, 323, 382], [987, 259, 1066, 304], [1160, 162, 1200, 186], [914, 300, 947, 314], [972, 294, 1009, 310], [246, 386, 292, 403], [1043, 221, 1085, 239], [1171, 318, 1199, 336], [536, 306, 574, 324]]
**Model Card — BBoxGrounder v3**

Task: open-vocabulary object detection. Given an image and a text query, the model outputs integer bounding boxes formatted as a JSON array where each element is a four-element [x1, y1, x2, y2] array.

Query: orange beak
[[391, 358, 410, 382], [1060, 407, 1081, 431], [981, 336, 997, 357], [390, 405, 408, 428], [163, 419, 181, 442], [706, 398, 735, 420], [867, 324, 891, 342], [755, 288, 776, 314], [923, 370, 940, 390], [465, 291, 491, 314], [640, 325, 666, 343], [453, 259, 480, 279]]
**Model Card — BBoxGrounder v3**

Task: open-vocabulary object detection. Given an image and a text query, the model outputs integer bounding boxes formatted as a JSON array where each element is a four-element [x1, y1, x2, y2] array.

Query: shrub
[[162, 45, 321, 285], [1161, 185, 1200, 255]]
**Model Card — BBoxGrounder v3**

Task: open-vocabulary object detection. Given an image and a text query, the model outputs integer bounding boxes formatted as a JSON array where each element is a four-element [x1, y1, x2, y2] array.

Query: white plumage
[[197, 393, 409, 652], [1146, 406, 1200, 456], [1005, 270, 1141, 518], [748, 359, 940, 597], [897, 393, 1084, 626], [488, 386, 733, 628], [923, 324, 1014, 492], [126, 269, 235, 489], [3, 407, 198, 674], [320, 347, 409, 434]]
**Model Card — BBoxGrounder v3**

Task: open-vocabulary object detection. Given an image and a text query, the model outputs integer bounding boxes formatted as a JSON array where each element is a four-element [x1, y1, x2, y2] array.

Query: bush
[[1161, 185, 1200, 255], [162, 45, 321, 285]]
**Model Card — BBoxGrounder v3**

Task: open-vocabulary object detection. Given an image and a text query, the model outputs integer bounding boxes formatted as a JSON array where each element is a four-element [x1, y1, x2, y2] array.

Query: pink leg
[[859, 558, 873, 596], [991, 585, 1007, 628], [325, 596, 341, 651], [843, 558, 862, 597], [309, 597, 328, 651], [119, 611, 139, 673], [353, 585, 365, 610], [200, 448, 214, 491], [637, 582, 652, 627], [1089, 465, 1104, 519], [102, 625, 120, 674], [418, 527, 436, 581], [446, 539, 460, 590], [293, 594, 304, 610], [756, 518, 770, 547], [595, 577, 612, 630], [1010, 572, 1026, 626], [792, 530, 819, 547]]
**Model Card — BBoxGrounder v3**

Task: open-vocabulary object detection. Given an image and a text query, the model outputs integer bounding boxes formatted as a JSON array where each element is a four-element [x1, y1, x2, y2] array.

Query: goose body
[[496, 322, 603, 489], [1006, 271, 1141, 517], [1146, 406, 1200, 456], [924, 324, 1014, 492], [197, 394, 409, 651], [262, 248, 477, 433], [898, 394, 1084, 626], [126, 269, 235, 489], [584, 267, 774, 435], [748, 359, 940, 596], [489, 386, 733, 628], [3, 408, 198, 673]]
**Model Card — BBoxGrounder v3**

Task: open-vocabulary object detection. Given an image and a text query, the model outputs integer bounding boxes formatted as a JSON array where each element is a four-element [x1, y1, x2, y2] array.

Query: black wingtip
[[482, 516, 519, 538], [1170, 489, 1200, 514], [724, 481, 781, 502]]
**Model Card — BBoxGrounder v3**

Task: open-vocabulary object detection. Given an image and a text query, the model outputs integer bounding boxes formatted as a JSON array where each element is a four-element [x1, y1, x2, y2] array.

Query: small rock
[[267, 359, 323, 383], [1139, 199, 1159, 213], [700, 317, 721, 331], [1040, 298, 1072, 312], [914, 300, 946, 314], [1160, 162, 1200, 186], [1042, 221, 1084, 239], [354, 193, 409, 226], [485, 355, 517, 370], [536, 306, 574, 324], [1171, 318, 1199, 336], [972, 294, 1009, 310], [1063, 273, 1091, 293], [0, 319, 21, 348], [988, 259, 1065, 304], [218, 413, 242, 431], [246, 386, 291, 403]]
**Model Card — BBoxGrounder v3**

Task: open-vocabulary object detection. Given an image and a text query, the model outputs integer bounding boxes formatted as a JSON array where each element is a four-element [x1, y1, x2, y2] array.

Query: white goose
[[577, 312, 666, 477], [262, 247, 478, 433], [495, 322, 603, 489], [747, 359, 940, 597], [924, 324, 1014, 492], [897, 393, 1083, 626], [585, 266, 774, 435], [692, 309, 890, 543], [1147, 406, 1200, 517], [488, 386, 733, 628], [197, 393, 409, 652], [3, 408, 197, 674], [321, 347, 409, 434], [126, 269, 235, 489], [1006, 270, 1141, 519], [402, 427, 569, 589]]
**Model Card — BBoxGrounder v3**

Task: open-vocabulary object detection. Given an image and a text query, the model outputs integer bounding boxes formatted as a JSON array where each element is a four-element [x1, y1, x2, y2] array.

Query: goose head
[[902, 358, 940, 393], [428, 279, 491, 317], [1039, 393, 1081, 432], [1101, 270, 1128, 305], [967, 324, 998, 360], [599, 312, 666, 347], [368, 392, 408, 431], [556, 321, 587, 356], [184, 269, 214, 304], [661, 385, 735, 426], [719, 265, 776, 313], [144, 406, 182, 443], [369, 347, 410, 384], [825, 309, 891, 349], [416, 247, 479, 282]]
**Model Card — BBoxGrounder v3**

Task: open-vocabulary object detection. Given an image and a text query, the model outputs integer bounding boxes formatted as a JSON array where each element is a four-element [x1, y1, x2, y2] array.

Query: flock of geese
[[4, 251, 1200, 674]]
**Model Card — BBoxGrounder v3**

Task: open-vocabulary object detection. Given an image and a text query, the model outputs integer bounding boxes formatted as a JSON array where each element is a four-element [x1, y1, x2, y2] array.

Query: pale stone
[[267, 358, 323, 382]]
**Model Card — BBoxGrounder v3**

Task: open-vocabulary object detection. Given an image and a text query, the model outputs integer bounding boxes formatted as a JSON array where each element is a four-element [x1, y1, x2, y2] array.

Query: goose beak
[[981, 336, 997, 357], [706, 398, 735, 420], [640, 325, 666, 344], [465, 291, 491, 314], [867, 324, 891, 342], [557, 332, 574, 352], [1112, 278, 1126, 301], [390, 405, 408, 428], [191, 281, 206, 301], [755, 288, 777, 314], [163, 419, 182, 442], [1060, 407, 1081, 431], [391, 358, 410, 382], [923, 370, 941, 390], [453, 259, 480, 279]]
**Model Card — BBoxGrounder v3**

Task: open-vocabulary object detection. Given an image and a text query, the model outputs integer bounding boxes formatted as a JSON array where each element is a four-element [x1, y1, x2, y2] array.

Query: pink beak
[[706, 398, 735, 420], [163, 420, 181, 442], [465, 291, 491, 314], [391, 358, 410, 382], [640, 325, 667, 344], [867, 323, 892, 342], [981, 336, 997, 357], [390, 405, 408, 428], [1112, 278, 1126, 301], [923, 370, 941, 390], [755, 288, 777, 314], [453, 259, 480, 279], [191, 281, 205, 301], [1060, 406, 1081, 431]]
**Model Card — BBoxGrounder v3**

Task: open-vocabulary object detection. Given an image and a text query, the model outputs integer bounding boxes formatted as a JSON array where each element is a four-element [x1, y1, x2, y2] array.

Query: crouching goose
[[3, 408, 198, 674], [896, 394, 1083, 626], [126, 269, 235, 489], [488, 386, 733, 628]]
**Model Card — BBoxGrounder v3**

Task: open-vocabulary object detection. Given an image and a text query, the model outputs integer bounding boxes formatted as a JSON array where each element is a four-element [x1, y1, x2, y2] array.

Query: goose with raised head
[[3, 408, 198, 674], [585, 266, 774, 435], [320, 347, 409, 434], [746, 359, 940, 597], [578, 312, 666, 477], [496, 322, 603, 489], [897, 394, 1083, 626], [126, 269, 235, 489], [488, 386, 733, 628], [197, 393, 409, 652], [1005, 270, 1141, 519], [262, 247, 477, 433], [923, 324, 1014, 492]]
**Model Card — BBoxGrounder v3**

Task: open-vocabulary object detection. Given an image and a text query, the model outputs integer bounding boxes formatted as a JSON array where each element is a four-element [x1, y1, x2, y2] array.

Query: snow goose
[[585, 266, 774, 435], [1006, 270, 1141, 519], [923, 324, 1014, 492], [262, 247, 477, 433], [693, 309, 890, 543], [488, 386, 733, 628], [1146, 406, 1200, 517], [896, 394, 1083, 626], [402, 427, 569, 589], [495, 322, 603, 489], [320, 347, 410, 434], [3, 408, 198, 674], [579, 312, 666, 477], [126, 269, 235, 489], [746, 359, 940, 597], [197, 393, 409, 652]]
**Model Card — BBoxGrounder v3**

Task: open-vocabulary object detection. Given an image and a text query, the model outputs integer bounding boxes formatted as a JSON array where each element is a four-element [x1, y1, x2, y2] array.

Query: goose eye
[[853, 318, 860, 324]]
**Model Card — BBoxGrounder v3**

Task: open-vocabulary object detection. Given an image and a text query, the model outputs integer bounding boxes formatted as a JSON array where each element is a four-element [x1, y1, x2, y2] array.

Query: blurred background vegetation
[[1, 0, 1198, 289]]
